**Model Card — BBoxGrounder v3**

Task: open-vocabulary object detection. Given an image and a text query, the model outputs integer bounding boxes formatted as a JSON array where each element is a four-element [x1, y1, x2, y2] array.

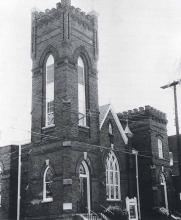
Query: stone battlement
[[118, 105, 167, 123], [31, 0, 97, 29]]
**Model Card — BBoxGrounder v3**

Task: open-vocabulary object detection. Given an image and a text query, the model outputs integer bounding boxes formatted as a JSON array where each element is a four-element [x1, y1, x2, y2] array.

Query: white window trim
[[106, 151, 121, 201], [42, 124, 55, 130], [78, 57, 87, 127], [169, 152, 173, 166], [42, 166, 53, 203], [79, 161, 91, 214], [160, 173, 168, 211], [108, 123, 113, 135], [45, 55, 55, 127]]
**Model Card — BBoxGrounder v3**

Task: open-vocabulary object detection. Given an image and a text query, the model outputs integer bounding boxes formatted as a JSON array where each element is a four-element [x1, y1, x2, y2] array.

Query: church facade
[[0, 1, 178, 220]]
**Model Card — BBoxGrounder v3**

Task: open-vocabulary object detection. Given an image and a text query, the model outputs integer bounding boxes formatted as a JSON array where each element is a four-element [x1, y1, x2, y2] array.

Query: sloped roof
[[99, 104, 111, 127], [99, 104, 128, 144]]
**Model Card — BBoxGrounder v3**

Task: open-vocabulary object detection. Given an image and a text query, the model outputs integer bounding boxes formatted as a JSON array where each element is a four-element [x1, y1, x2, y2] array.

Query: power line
[[2, 125, 170, 161]]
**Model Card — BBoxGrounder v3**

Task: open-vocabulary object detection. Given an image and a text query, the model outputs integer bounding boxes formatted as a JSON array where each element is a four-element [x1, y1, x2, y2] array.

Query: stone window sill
[[42, 124, 55, 130], [78, 125, 90, 131], [107, 198, 121, 202], [41, 198, 53, 203]]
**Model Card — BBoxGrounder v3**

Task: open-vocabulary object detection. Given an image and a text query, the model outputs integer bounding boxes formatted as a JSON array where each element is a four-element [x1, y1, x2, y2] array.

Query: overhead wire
[[0, 124, 170, 162]]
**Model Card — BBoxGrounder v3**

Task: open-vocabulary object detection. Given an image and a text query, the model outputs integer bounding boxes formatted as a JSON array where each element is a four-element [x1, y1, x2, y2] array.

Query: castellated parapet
[[118, 105, 167, 124], [31, 0, 97, 29], [31, 0, 98, 61]]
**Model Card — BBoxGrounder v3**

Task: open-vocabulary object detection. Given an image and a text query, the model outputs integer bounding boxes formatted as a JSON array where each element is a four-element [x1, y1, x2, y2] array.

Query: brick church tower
[[31, 0, 99, 144], [24, 1, 102, 219]]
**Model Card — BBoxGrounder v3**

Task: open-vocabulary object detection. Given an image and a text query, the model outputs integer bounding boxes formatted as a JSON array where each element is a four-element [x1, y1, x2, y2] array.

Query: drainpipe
[[132, 149, 141, 220], [17, 145, 21, 220]]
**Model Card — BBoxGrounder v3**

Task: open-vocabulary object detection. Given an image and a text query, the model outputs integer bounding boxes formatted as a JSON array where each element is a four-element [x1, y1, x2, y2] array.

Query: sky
[[0, 0, 181, 146]]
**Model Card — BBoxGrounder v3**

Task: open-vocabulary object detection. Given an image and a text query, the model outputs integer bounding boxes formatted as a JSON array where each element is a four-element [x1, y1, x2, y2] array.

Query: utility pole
[[17, 144, 22, 220], [161, 80, 181, 176]]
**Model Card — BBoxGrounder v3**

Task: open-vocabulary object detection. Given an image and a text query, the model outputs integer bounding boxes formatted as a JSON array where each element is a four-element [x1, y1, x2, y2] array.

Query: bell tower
[[31, 0, 99, 144]]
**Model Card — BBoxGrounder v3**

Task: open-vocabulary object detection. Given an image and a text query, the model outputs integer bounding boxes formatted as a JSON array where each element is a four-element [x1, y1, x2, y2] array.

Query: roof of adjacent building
[[99, 104, 110, 127], [168, 134, 181, 151], [99, 104, 128, 144]]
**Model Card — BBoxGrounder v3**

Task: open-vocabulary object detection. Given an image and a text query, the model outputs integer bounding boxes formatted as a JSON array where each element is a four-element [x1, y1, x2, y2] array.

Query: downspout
[[17, 145, 21, 220]]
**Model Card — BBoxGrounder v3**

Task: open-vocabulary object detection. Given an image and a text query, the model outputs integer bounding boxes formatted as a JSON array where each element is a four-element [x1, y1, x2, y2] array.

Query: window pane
[[46, 182, 52, 198], [106, 185, 109, 197], [106, 151, 120, 200], [78, 66, 84, 85], [111, 186, 114, 199], [110, 171, 113, 184], [79, 164, 86, 175], [109, 123, 113, 135], [115, 172, 118, 184], [47, 101, 54, 126], [44, 167, 53, 200], [47, 64, 54, 84], [115, 186, 119, 199], [46, 55, 54, 126], [45, 168, 53, 182], [158, 139, 163, 158], [78, 57, 86, 126], [169, 152, 173, 166]]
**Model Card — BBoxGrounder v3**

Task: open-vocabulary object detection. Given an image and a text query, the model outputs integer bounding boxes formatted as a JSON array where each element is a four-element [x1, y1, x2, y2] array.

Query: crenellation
[[139, 107, 144, 112], [32, 2, 97, 31], [128, 110, 133, 115], [56, 2, 61, 9], [133, 108, 139, 113], [145, 105, 151, 111], [119, 106, 167, 123], [45, 9, 50, 14]]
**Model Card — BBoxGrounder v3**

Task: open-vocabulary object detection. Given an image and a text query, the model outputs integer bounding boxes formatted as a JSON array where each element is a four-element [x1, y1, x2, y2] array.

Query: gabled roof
[[99, 104, 128, 144]]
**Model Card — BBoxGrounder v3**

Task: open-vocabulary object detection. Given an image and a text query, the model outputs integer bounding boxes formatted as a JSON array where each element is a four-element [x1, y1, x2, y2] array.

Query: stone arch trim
[[75, 155, 94, 176], [103, 150, 121, 171], [72, 46, 93, 72], [40, 160, 56, 179], [38, 44, 61, 68]]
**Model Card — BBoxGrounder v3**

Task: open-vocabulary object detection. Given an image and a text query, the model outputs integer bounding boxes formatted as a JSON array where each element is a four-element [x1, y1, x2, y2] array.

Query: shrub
[[153, 207, 169, 220], [104, 206, 128, 220]]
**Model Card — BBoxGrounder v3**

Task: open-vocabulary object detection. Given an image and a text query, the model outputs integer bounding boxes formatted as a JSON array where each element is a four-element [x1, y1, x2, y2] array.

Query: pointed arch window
[[78, 57, 86, 126], [106, 151, 121, 201], [46, 55, 54, 127], [43, 166, 53, 202], [108, 123, 113, 135], [79, 161, 91, 214], [158, 138, 163, 159]]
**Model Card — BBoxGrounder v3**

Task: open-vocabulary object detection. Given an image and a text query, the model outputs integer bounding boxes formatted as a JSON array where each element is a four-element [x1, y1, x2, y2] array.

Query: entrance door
[[79, 161, 91, 214], [160, 173, 168, 210]]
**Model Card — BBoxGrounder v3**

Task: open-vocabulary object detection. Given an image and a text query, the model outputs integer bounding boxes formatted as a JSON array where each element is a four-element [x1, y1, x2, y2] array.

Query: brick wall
[[118, 106, 173, 215], [22, 141, 102, 219], [0, 145, 18, 219], [100, 110, 130, 209]]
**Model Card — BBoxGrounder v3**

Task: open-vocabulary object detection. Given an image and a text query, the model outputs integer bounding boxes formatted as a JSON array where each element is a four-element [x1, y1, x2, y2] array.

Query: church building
[[0, 1, 177, 220]]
